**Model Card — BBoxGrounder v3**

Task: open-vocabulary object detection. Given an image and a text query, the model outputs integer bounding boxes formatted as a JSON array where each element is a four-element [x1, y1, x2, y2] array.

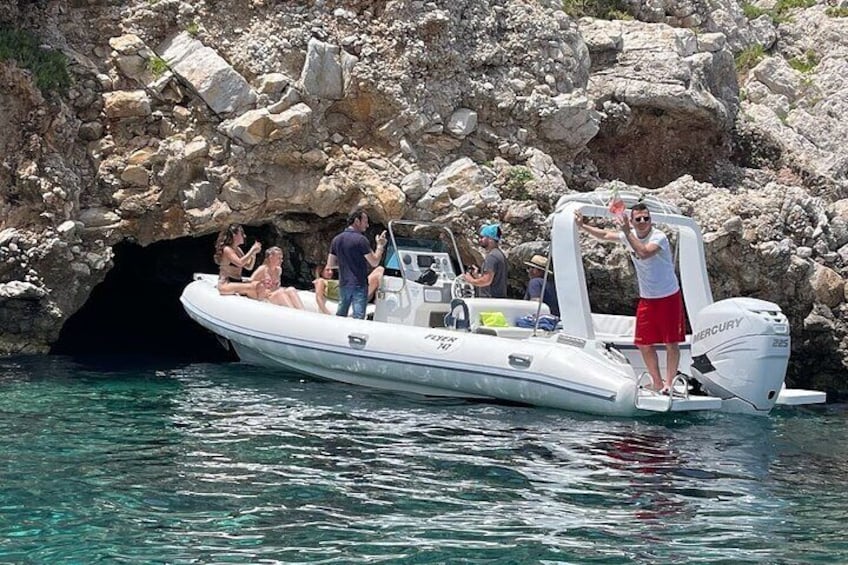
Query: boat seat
[[463, 298, 551, 330], [296, 290, 376, 317], [592, 313, 635, 338], [473, 326, 541, 339]]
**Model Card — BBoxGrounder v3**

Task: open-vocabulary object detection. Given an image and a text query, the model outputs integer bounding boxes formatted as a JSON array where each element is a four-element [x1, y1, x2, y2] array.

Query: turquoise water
[[1, 356, 846, 564]]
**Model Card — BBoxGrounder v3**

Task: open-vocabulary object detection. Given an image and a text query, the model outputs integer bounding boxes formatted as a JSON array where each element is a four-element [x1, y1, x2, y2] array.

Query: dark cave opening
[[51, 232, 236, 363], [588, 111, 729, 189], [48, 218, 389, 362]]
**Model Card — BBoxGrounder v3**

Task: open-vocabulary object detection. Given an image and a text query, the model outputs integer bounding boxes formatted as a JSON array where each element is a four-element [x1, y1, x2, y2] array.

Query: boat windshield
[[384, 221, 464, 281], [385, 236, 449, 270]]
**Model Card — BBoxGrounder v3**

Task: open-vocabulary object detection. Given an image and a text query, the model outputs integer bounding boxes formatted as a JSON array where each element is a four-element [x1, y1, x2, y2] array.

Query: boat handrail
[[551, 189, 682, 222]]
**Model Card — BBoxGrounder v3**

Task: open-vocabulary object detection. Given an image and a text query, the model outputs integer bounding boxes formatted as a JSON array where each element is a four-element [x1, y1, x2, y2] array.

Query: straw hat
[[524, 254, 549, 270]]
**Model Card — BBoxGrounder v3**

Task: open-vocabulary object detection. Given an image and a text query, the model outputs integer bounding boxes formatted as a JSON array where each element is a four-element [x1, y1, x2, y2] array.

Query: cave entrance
[[51, 218, 386, 362], [51, 233, 234, 363], [588, 110, 729, 188]]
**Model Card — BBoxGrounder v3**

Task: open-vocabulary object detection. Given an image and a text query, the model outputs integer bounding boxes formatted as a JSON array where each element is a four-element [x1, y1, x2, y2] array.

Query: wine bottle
[[608, 187, 625, 218]]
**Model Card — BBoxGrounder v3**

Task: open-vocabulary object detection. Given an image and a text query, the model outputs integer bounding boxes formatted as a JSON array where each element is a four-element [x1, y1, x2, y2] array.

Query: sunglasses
[[632, 216, 651, 223]]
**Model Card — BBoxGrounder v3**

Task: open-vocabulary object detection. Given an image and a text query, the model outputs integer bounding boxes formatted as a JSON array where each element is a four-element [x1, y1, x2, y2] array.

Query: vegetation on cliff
[[0, 26, 71, 94]]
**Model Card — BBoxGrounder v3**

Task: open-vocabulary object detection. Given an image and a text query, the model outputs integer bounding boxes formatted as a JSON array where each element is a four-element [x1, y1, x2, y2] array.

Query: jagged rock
[[108, 34, 145, 55], [120, 165, 149, 186], [524, 148, 568, 194], [267, 103, 312, 141], [740, 8, 848, 188], [221, 108, 272, 145], [127, 147, 157, 166], [267, 86, 302, 113], [221, 103, 312, 145], [301, 149, 328, 167], [114, 54, 149, 82], [400, 171, 431, 202], [535, 92, 600, 148], [78, 122, 103, 141], [300, 38, 344, 100], [158, 32, 256, 115], [810, 263, 845, 308], [414, 185, 452, 220], [580, 17, 738, 187], [0, 281, 47, 301], [221, 177, 264, 211], [257, 73, 289, 96], [446, 108, 478, 138], [172, 105, 191, 123], [183, 137, 209, 160], [103, 90, 151, 118], [262, 166, 324, 213], [503, 200, 540, 223], [805, 308, 835, 333], [752, 58, 803, 103], [430, 157, 486, 199], [79, 207, 120, 228], [582, 19, 736, 127], [182, 181, 217, 210]]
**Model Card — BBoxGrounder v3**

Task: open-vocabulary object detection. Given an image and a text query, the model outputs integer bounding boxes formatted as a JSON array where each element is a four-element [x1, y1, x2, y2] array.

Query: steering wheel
[[451, 274, 475, 300]]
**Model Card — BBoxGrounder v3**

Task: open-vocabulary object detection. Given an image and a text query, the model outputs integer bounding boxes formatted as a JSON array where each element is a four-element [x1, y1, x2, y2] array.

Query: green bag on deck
[[479, 311, 509, 327]]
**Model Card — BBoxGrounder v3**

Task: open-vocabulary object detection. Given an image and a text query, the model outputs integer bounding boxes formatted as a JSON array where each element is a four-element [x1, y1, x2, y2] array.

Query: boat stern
[[690, 297, 825, 414]]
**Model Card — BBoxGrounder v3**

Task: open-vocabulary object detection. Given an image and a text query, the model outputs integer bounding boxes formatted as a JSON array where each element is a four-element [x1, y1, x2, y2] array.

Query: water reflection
[[0, 358, 845, 563]]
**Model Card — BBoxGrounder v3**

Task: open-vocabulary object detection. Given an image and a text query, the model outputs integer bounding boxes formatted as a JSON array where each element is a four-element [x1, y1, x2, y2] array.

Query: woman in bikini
[[214, 224, 265, 299], [251, 247, 305, 309], [312, 264, 340, 315]]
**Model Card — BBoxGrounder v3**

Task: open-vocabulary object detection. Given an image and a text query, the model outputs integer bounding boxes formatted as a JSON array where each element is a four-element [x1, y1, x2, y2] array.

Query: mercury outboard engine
[[690, 297, 791, 414]]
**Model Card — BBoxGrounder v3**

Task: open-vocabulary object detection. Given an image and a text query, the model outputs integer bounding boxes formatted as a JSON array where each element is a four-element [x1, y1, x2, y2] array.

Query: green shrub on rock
[[788, 50, 820, 74], [562, 0, 632, 20], [735, 44, 765, 75], [0, 26, 71, 94], [505, 166, 534, 200]]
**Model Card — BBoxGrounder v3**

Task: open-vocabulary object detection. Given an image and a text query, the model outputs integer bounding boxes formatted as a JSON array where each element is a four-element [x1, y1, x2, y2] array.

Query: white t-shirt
[[619, 228, 679, 299]]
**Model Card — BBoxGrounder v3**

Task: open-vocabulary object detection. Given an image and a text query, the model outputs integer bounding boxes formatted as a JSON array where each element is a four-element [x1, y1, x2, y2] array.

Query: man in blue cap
[[461, 223, 508, 298]]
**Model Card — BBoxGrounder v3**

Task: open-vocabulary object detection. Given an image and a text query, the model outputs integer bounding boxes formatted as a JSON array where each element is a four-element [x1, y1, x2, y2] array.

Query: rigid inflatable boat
[[180, 192, 825, 416]]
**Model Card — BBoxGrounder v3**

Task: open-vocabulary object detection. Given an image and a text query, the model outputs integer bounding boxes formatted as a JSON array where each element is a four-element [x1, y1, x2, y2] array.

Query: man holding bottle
[[574, 203, 684, 393], [327, 208, 387, 319]]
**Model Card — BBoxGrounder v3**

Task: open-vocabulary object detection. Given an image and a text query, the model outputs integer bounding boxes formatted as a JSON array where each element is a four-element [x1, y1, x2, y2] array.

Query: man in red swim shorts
[[575, 202, 685, 393]]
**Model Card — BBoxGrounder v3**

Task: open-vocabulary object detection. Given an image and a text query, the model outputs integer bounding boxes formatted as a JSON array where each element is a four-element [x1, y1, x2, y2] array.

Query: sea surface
[[1, 355, 846, 564]]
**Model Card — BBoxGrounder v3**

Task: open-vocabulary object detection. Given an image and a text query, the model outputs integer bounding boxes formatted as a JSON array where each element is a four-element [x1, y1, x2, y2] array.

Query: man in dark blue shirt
[[327, 208, 387, 319], [523, 254, 559, 317]]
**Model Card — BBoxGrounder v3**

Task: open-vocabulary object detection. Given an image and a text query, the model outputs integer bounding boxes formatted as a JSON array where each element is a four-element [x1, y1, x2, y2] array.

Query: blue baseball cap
[[479, 224, 501, 241]]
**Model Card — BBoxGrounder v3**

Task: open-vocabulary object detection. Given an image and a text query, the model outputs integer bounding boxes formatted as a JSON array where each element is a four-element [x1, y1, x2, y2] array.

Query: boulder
[[810, 263, 845, 308], [158, 32, 256, 115], [102, 91, 151, 118], [446, 108, 478, 138], [300, 38, 344, 100]]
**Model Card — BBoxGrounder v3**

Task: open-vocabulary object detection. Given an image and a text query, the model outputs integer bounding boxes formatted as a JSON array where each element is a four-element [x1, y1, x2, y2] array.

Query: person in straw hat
[[523, 254, 559, 317]]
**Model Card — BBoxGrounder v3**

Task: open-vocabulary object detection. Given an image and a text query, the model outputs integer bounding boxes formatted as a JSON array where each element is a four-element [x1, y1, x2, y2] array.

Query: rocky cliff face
[[1, 0, 847, 392]]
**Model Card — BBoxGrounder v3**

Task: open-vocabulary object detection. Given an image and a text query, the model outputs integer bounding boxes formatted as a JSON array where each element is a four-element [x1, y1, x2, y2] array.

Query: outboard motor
[[690, 297, 791, 414]]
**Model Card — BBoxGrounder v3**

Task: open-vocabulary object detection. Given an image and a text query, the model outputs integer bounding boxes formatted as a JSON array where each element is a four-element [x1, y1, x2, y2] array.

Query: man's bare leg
[[368, 266, 385, 300], [637, 344, 663, 390], [665, 342, 680, 391]]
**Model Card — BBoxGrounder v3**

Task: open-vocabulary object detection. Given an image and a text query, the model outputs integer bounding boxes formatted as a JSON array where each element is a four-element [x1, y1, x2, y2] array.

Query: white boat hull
[[181, 275, 719, 417], [182, 201, 824, 416]]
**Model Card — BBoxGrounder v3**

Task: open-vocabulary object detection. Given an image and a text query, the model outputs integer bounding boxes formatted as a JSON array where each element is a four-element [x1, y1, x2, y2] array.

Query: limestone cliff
[[1, 0, 847, 392]]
